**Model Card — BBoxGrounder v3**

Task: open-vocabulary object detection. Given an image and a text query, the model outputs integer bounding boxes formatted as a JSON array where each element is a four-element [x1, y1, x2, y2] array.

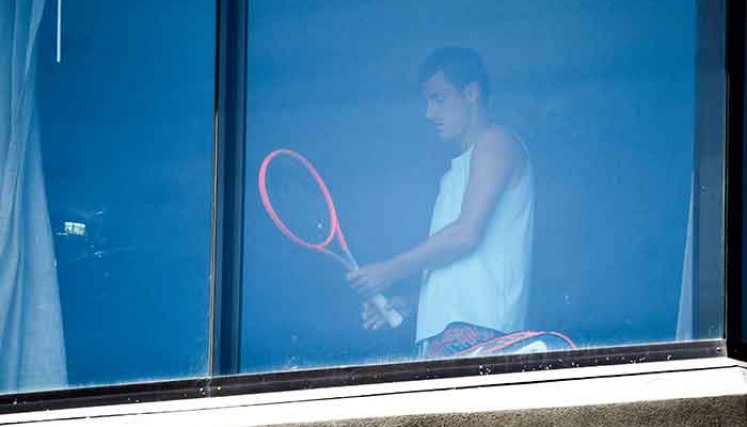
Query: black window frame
[[726, 0, 747, 360], [1, 0, 744, 415]]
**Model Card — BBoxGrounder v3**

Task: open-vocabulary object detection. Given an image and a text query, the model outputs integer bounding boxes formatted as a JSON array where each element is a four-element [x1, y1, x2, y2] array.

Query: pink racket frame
[[258, 148, 356, 270]]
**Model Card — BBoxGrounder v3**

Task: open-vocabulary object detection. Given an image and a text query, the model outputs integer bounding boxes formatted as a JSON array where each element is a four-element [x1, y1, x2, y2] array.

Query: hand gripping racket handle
[[370, 294, 404, 328], [345, 252, 404, 329]]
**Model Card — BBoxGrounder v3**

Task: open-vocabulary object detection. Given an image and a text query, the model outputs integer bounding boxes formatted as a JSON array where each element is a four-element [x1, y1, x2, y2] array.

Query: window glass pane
[[0, 1, 215, 393], [241, 0, 724, 373]]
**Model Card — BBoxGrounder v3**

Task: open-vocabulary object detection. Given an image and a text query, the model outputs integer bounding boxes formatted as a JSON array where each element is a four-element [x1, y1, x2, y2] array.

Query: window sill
[[1, 356, 746, 426]]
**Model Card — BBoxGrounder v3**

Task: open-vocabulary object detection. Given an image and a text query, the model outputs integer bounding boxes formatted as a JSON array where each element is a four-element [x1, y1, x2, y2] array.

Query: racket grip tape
[[370, 294, 404, 328]]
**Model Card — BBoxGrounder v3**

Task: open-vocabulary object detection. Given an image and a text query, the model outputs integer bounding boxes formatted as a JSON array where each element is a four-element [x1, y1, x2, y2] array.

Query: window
[[238, 0, 724, 374], [2, 0, 744, 415]]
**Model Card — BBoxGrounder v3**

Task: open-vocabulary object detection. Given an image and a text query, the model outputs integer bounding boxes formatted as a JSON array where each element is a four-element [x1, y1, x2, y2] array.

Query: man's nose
[[425, 103, 436, 121]]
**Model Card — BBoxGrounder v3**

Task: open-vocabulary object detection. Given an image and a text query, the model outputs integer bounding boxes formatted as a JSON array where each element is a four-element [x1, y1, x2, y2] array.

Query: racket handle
[[370, 293, 404, 328]]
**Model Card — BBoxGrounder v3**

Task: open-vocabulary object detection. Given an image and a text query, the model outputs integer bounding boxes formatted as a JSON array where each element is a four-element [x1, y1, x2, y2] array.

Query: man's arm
[[348, 127, 525, 297]]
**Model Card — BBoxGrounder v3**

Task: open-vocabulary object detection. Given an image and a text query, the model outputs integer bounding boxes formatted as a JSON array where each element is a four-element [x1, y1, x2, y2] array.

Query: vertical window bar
[[210, 0, 248, 377]]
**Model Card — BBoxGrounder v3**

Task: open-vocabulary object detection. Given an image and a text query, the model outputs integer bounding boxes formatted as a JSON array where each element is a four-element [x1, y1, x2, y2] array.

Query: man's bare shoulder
[[478, 125, 525, 162]]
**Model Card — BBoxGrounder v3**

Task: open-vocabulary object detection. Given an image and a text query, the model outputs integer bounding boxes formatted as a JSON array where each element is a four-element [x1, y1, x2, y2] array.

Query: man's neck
[[457, 109, 492, 152]]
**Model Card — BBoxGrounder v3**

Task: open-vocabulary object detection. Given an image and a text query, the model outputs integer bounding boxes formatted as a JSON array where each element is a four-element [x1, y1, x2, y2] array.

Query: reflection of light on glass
[[63, 221, 86, 236], [56, 0, 62, 63]]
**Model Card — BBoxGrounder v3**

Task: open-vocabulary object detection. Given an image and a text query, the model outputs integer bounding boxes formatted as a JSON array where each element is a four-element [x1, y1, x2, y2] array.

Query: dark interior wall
[[36, 1, 215, 386]]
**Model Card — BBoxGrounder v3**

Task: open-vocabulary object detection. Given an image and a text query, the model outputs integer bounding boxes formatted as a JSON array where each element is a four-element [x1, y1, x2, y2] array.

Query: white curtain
[[676, 176, 693, 341], [1, 0, 67, 392]]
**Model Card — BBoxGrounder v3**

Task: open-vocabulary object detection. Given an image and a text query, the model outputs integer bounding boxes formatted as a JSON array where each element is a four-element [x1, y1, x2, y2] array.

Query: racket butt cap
[[370, 294, 404, 328]]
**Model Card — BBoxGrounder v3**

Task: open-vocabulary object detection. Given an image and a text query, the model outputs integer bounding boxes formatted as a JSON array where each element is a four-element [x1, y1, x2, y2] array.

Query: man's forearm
[[389, 221, 480, 279]]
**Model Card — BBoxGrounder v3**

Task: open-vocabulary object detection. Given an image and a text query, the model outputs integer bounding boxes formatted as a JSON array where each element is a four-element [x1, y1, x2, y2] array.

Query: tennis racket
[[258, 148, 404, 328]]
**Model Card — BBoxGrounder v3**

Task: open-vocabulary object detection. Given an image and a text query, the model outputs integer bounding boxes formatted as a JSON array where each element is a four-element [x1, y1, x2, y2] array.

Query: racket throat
[[322, 250, 357, 271], [343, 250, 359, 270]]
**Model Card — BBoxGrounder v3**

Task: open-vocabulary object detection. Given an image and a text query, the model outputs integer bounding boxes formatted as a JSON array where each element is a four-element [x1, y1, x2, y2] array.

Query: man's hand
[[346, 261, 402, 298], [361, 295, 410, 330]]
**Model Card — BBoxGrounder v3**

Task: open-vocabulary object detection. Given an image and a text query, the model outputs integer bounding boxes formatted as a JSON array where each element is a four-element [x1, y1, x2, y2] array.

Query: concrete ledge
[[280, 396, 747, 427]]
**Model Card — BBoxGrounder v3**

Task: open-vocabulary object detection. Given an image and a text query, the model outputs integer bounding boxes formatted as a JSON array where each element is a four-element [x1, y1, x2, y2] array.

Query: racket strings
[[261, 155, 337, 247], [258, 149, 357, 270]]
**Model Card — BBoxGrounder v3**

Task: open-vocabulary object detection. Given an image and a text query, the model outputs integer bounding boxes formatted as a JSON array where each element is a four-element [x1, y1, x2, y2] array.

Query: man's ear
[[463, 82, 481, 104]]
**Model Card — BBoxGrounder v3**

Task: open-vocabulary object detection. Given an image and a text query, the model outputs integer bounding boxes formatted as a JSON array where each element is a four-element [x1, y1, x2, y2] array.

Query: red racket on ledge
[[258, 148, 404, 328]]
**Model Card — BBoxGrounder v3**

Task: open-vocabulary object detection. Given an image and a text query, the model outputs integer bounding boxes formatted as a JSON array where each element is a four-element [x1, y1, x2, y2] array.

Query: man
[[347, 47, 534, 359]]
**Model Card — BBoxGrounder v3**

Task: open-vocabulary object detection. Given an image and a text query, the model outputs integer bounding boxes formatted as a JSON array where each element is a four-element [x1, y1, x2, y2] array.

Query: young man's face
[[422, 71, 471, 142]]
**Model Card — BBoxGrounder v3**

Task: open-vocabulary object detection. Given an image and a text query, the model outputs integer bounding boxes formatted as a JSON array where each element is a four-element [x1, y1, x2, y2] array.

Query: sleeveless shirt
[[416, 143, 534, 342]]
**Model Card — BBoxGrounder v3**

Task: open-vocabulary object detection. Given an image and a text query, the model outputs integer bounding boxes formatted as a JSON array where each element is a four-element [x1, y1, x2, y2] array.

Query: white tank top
[[416, 143, 534, 342]]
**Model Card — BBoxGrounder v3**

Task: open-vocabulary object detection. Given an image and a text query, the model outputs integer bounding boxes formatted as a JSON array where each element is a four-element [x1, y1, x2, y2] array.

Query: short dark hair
[[418, 47, 491, 104]]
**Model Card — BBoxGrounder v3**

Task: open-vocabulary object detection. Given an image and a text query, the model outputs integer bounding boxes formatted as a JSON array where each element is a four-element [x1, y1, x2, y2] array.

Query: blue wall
[[242, 0, 696, 372]]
